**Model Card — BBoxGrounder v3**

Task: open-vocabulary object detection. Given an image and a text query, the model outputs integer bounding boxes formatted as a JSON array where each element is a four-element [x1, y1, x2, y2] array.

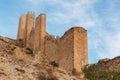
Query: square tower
[[73, 27, 88, 73], [59, 27, 88, 73], [33, 14, 46, 54]]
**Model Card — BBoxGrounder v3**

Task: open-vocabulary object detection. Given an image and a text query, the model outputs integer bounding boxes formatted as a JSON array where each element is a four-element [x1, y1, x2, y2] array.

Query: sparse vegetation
[[83, 66, 120, 80], [2, 45, 15, 55]]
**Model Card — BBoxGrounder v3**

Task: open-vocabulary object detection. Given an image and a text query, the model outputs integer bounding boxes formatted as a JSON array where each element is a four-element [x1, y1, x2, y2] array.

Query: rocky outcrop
[[85, 57, 120, 72], [83, 57, 120, 80]]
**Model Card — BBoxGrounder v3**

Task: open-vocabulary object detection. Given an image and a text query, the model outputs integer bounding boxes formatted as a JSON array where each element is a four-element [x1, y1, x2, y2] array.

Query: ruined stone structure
[[17, 12, 88, 73], [17, 15, 26, 45]]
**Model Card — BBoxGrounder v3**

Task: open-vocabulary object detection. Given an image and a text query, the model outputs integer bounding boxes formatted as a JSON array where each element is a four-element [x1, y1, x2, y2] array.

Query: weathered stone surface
[[74, 27, 88, 73], [45, 34, 59, 63], [59, 28, 74, 73], [29, 27, 34, 48], [33, 14, 46, 54], [44, 27, 88, 73], [33, 17, 40, 53], [25, 12, 35, 47], [17, 15, 26, 44], [39, 14, 46, 54]]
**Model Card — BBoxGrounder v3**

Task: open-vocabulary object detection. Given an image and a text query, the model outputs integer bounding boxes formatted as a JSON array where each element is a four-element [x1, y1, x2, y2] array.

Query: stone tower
[[58, 27, 88, 73], [25, 12, 35, 47], [73, 27, 88, 73], [44, 27, 88, 73], [39, 14, 46, 54], [33, 17, 40, 53], [17, 15, 26, 43], [33, 14, 46, 54]]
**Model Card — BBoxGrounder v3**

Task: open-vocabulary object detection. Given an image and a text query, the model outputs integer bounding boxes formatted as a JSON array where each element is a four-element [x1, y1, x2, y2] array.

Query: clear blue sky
[[0, 0, 120, 64]]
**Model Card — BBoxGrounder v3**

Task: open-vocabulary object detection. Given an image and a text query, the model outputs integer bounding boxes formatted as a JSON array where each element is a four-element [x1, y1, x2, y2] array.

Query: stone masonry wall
[[33, 14, 46, 54], [25, 12, 35, 47], [33, 17, 40, 53], [74, 27, 88, 73], [17, 15, 26, 44], [58, 29, 74, 73], [45, 34, 60, 63], [29, 28, 34, 49], [39, 14, 46, 54]]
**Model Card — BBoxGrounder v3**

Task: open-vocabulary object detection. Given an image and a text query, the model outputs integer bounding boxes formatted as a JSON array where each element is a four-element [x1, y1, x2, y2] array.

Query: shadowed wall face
[[17, 15, 26, 43], [33, 14, 46, 54], [33, 17, 40, 53], [29, 27, 34, 49], [45, 34, 59, 63]]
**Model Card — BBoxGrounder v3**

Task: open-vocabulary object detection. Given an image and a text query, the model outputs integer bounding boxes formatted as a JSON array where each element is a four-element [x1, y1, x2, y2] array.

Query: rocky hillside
[[83, 56, 120, 80], [87, 56, 120, 72], [0, 36, 83, 80]]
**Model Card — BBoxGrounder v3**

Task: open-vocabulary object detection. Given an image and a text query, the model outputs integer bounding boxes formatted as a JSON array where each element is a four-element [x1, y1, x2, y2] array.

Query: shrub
[[83, 67, 120, 80]]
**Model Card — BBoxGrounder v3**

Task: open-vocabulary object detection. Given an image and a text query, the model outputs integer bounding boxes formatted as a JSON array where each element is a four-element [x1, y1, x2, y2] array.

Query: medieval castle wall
[[59, 29, 74, 72], [73, 27, 88, 73], [45, 34, 60, 63], [17, 12, 88, 73]]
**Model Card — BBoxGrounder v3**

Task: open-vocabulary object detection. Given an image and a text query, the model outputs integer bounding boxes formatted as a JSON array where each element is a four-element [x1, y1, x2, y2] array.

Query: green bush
[[83, 67, 120, 80]]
